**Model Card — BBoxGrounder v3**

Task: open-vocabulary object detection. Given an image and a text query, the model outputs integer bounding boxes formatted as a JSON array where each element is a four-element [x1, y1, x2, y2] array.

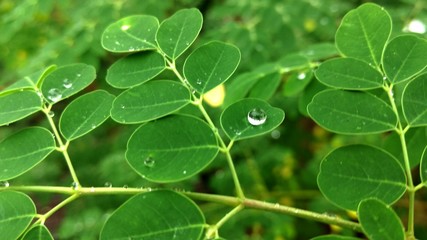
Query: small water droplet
[[104, 182, 112, 188], [90, 186, 95, 192], [147, 28, 151, 32], [274, 203, 280, 208], [297, 72, 306, 80], [383, 76, 387, 80], [91, 124, 96, 129], [1, 181, 10, 187], [183, 170, 187, 175], [63, 78, 72, 89], [76, 73, 81, 77], [247, 108, 267, 126], [115, 41, 120, 45], [196, 79, 202, 85], [146, 187, 152, 192], [271, 130, 281, 139], [389, 89, 394, 97], [36, 91, 43, 97], [121, 25, 130, 31], [128, 47, 135, 51], [120, 105, 125, 109], [71, 182, 78, 189], [47, 88, 62, 102], [185, 42, 190, 46], [144, 157, 155, 168], [48, 111, 55, 117], [123, 185, 128, 189]]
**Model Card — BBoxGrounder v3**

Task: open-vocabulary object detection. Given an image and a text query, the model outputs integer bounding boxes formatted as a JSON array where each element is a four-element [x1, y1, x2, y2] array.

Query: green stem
[[205, 204, 244, 238], [35, 194, 79, 225]]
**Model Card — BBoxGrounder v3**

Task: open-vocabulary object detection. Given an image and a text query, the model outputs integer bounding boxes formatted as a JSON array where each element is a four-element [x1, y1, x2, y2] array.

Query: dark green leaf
[[0, 90, 42, 126], [383, 35, 427, 84], [111, 80, 191, 124], [41, 63, 96, 104], [184, 41, 241, 94], [249, 72, 282, 100], [0, 127, 55, 180], [318, 145, 406, 210], [300, 43, 338, 61], [126, 115, 218, 183], [22, 225, 54, 240], [308, 90, 397, 134], [315, 58, 383, 90], [278, 54, 310, 72], [402, 73, 427, 127], [60, 90, 115, 141], [283, 69, 313, 96], [335, 3, 391, 67], [156, 8, 203, 60], [220, 98, 285, 141], [106, 52, 166, 89], [0, 191, 36, 240], [358, 198, 405, 240], [100, 190, 205, 240], [101, 15, 159, 52]]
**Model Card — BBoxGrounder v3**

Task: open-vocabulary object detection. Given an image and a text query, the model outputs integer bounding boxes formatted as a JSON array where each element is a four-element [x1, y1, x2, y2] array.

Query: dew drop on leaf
[[247, 108, 267, 126], [121, 25, 130, 31], [297, 72, 306, 80], [48, 111, 55, 117], [104, 182, 112, 188], [1, 181, 10, 187], [47, 88, 62, 102], [76, 73, 81, 77], [144, 157, 155, 168], [63, 78, 72, 89], [196, 79, 202, 85], [183, 170, 187, 175]]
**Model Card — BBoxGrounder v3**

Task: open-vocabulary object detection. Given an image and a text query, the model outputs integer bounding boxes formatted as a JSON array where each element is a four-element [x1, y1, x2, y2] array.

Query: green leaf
[[22, 225, 54, 240], [358, 198, 405, 240], [184, 41, 241, 94], [0, 191, 36, 240], [318, 145, 406, 210], [335, 3, 391, 67], [300, 43, 338, 61], [249, 72, 282, 100], [315, 58, 383, 90], [126, 115, 219, 183], [0, 90, 42, 126], [420, 145, 427, 186], [59, 90, 115, 141], [308, 90, 397, 134], [402, 73, 427, 127], [383, 35, 427, 84], [100, 190, 205, 240], [283, 69, 313, 96], [220, 98, 285, 141], [106, 52, 166, 89], [278, 54, 310, 72], [41, 63, 96, 104], [101, 15, 159, 53], [311, 235, 361, 240], [156, 8, 203, 60], [0, 127, 55, 180], [111, 80, 190, 124], [2, 65, 57, 93]]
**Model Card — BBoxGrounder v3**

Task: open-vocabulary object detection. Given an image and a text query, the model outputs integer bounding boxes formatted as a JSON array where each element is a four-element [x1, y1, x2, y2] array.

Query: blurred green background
[[1, 0, 426, 239]]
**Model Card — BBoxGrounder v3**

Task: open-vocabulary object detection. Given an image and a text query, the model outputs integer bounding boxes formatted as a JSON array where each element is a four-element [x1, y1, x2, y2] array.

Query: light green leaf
[[335, 3, 391, 67], [315, 58, 383, 90], [0, 127, 55, 180], [358, 198, 405, 240], [60, 90, 114, 141], [300, 43, 338, 61], [308, 90, 397, 134], [100, 190, 205, 240], [283, 69, 313, 96], [22, 225, 54, 240], [220, 98, 285, 141], [318, 145, 406, 210], [156, 8, 203, 60], [249, 72, 282, 100], [0, 191, 36, 240], [402, 73, 427, 127], [111, 80, 190, 124], [278, 54, 311, 72], [184, 41, 241, 94], [311, 235, 361, 240], [126, 115, 218, 183], [41, 63, 96, 104], [420, 145, 427, 186], [0, 90, 42, 126], [101, 15, 159, 52], [106, 52, 166, 89], [2, 65, 57, 93], [383, 35, 427, 84]]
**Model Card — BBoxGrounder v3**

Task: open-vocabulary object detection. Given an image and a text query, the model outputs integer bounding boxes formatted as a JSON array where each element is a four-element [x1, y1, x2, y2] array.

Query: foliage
[[1, 1, 427, 239]]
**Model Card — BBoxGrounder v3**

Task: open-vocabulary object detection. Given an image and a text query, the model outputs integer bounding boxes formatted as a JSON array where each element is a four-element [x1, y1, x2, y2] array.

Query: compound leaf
[[0, 191, 36, 240], [318, 145, 406, 210], [315, 58, 383, 90], [60, 90, 115, 141], [111, 80, 190, 124], [0, 127, 55, 181], [100, 190, 205, 240], [184, 41, 240, 94], [126, 115, 218, 183], [308, 90, 397, 134], [156, 8, 202, 60], [220, 98, 285, 141], [106, 52, 166, 89], [101, 15, 159, 52], [383, 35, 427, 84], [22, 225, 53, 240], [335, 3, 391, 67], [41, 63, 96, 104], [402, 74, 427, 127], [0, 90, 42, 126], [358, 198, 405, 240]]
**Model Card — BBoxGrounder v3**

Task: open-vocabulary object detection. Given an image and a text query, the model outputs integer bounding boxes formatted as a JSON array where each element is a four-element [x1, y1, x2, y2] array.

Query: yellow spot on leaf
[[203, 84, 225, 107]]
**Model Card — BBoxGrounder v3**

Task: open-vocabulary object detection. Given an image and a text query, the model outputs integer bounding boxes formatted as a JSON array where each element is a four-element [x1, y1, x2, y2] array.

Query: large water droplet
[[144, 157, 155, 168], [1, 181, 10, 187], [47, 88, 62, 102], [247, 108, 267, 126], [63, 78, 72, 89]]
